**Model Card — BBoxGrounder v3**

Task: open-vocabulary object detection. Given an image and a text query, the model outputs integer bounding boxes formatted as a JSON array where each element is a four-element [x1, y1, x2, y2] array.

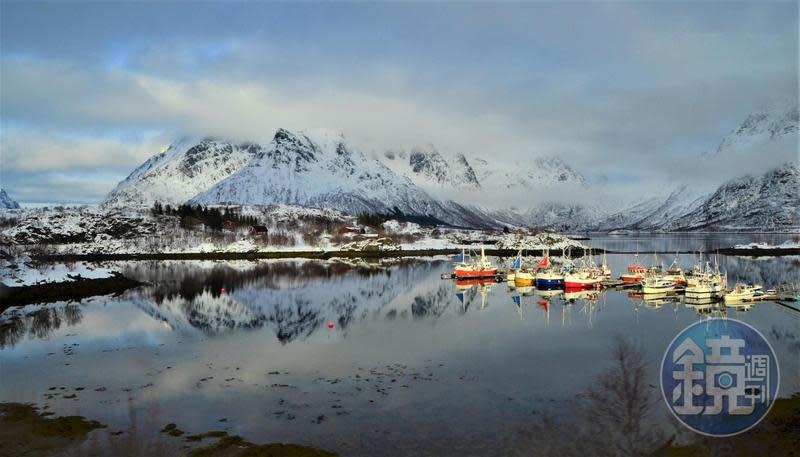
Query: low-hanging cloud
[[0, 1, 797, 204]]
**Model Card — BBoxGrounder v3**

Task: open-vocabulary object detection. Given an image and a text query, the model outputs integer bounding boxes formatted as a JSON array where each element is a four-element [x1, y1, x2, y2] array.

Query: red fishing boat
[[620, 265, 646, 283], [453, 246, 497, 279]]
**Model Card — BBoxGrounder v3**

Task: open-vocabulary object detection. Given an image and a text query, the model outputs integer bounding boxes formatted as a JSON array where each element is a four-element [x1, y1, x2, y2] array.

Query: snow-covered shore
[[733, 240, 800, 250], [2, 257, 116, 287], [1, 206, 587, 256]]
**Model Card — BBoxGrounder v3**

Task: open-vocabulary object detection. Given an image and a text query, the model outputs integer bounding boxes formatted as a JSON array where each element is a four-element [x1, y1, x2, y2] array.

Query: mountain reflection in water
[[1, 255, 799, 349], [0, 254, 799, 457]]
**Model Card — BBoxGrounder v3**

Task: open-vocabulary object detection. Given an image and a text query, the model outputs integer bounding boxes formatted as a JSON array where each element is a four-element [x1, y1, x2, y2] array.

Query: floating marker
[[220, 288, 226, 294], [327, 322, 335, 329]]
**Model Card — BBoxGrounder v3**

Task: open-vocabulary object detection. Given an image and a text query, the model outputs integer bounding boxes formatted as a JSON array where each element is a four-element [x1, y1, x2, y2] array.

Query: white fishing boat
[[685, 260, 726, 299], [642, 276, 677, 294], [724, 284, 763, 303], [661, 257, 687, 285]]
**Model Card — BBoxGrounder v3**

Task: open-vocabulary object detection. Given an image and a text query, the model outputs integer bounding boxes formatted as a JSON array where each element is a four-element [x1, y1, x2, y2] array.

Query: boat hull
[[685, 288, 724, 299], [454, 269, 497, 279], [643, 285, 676, 294], [724, 292, 755, 303], [621, 274, 644, 283], [564, 279, 600, 289], [515, 275, 534, 287], [535, 278, 562, 289]]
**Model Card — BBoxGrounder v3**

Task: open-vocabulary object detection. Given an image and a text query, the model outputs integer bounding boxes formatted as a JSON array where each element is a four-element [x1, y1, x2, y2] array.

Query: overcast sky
[[1, 1, 797, 204]]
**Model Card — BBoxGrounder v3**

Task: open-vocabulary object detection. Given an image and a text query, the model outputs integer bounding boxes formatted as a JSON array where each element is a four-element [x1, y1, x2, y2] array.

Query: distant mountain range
[[101, 105, 799, 231]]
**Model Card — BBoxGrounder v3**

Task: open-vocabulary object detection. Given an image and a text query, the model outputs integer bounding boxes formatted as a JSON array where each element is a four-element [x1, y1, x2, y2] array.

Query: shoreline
[[0, 273, 144, 311], [21, 246, 799, 262]]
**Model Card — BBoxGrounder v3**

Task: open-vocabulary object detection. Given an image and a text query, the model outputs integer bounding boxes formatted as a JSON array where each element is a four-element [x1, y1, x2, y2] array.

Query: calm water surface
[[1, 238, 799, 456]]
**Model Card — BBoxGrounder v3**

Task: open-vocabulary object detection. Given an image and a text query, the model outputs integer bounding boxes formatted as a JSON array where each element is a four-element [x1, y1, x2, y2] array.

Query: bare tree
[[517, 336, 667, 457]]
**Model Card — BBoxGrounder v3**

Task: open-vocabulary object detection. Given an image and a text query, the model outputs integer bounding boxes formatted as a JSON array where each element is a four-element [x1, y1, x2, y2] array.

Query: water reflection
[[1, 254, 798, 350], [1, 254, 799, 457], [1, 303, 83, 348]]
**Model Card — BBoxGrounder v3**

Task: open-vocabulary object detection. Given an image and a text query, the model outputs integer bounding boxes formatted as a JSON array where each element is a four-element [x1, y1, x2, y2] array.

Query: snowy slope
[[102, 138, 261, 207], [594, 186, 709, 231], [666, 162, 799, 231], [380, 146, 480, 190], [709, 104, 798, 158], [0, 189, 20, 209], [470, 156, 588, 191], [191, 129, 497, 227]]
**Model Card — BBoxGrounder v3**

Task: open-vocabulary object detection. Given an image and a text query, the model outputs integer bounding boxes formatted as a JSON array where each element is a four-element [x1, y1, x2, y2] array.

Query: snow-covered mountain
[[666, 162, 799, 231], [102, 138, 261, 207], [191, 129, 497, 227], [100, 103, 797, 232], [470, 156, 588, 191], [709, 104, 798, 158], [380, 146, 480, 190], [0, 189, 20, 209], [595, 185, 709, 231]]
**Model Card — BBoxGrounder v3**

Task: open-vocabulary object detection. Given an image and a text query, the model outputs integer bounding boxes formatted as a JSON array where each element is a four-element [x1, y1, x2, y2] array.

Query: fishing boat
[[620, 251, 647, 283], [515, 270, 535, 287], [620, 264, 646, 283], [564, 266, 601, 289], [591, 251, 612, 280], [534, 252, 563, 289], [564, 250, 604, 289], [661, 257, 687, 285], [453, 246, 497, 279], [724, 284, 763, 303], [641, 276, 677, 294], [685, 261, 726, 299]]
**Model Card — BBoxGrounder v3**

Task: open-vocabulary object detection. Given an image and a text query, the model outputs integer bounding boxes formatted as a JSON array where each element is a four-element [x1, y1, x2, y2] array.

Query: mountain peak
[[0, 188, 21, 209], [710, 105, 799, 158]]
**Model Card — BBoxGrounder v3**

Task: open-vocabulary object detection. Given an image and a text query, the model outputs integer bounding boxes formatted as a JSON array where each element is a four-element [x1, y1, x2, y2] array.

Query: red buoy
[[327, 322, 335, 329], [220, 287, 226, 294]]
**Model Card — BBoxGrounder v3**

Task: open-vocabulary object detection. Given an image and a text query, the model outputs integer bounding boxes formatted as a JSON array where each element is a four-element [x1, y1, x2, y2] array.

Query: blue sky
[[1, 1, 797, 203]]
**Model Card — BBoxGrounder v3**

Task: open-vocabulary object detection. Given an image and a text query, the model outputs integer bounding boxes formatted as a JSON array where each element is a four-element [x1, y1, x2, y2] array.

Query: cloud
[[0, 131, 169, 203], [0, 1, 797, 204]]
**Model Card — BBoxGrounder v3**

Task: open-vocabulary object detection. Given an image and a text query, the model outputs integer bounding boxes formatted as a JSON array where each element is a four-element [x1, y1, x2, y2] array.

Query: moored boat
[[534, 253, 563, 289], [724, 284, 763, 303], [621, 264, 646, 283], [685, 261, 726, 299], [642, 276, 677, 294], [621, 252, 646, 283], [661, 257, 687, 285], [454, 246, 497, 279], [515, 270, 535, 287], [564, 269, 601, 289]]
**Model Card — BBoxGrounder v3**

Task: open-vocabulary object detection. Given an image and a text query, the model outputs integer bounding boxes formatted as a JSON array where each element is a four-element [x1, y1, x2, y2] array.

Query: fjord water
[[1, 240, 799, 456]]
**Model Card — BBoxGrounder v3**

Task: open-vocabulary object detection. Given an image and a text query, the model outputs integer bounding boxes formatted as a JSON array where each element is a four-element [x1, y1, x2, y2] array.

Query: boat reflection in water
[[455, 278, 495, 310], [1, 252, 797, 457]]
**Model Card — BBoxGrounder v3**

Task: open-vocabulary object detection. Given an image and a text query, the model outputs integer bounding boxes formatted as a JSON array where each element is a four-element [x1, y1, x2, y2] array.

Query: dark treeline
[[150, 202, 259, 231]]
